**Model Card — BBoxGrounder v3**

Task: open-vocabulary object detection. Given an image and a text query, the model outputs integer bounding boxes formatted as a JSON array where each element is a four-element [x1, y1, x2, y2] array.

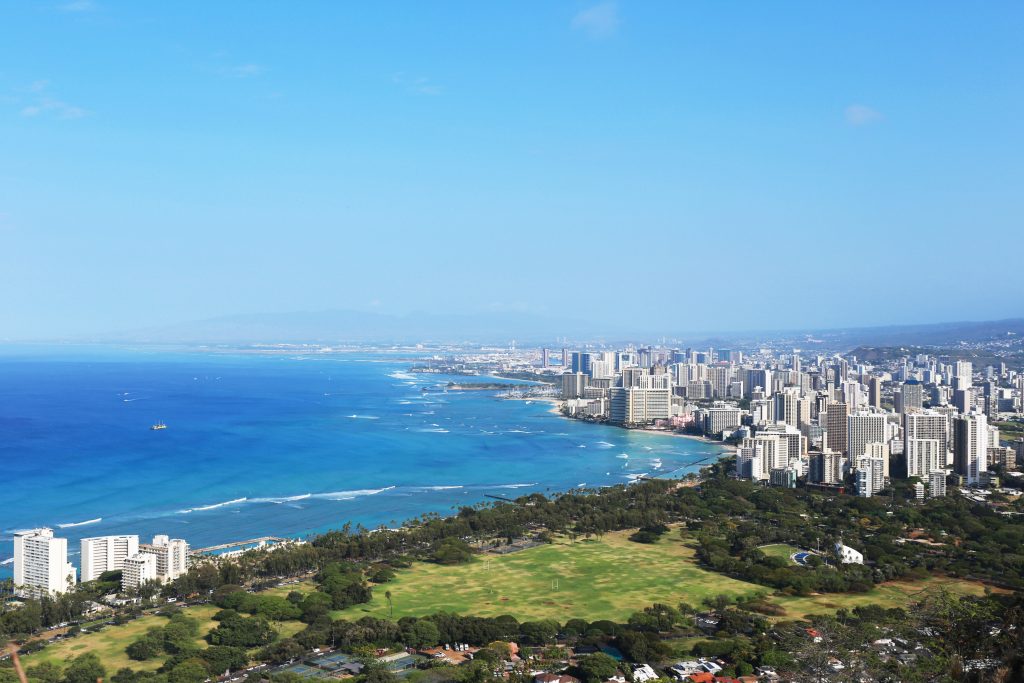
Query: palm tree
[[385, 590, 393, 618]]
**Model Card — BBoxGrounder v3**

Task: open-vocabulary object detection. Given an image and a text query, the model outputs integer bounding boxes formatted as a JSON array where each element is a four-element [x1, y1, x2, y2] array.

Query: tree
[[168, 661, 209, 683], [407, 619, 440, 648], [576, 653, 619, 683], [126, 636, 162, 661], [518, 620, 559, 645], [62, 653, 106, 683], [431, 538, 474, 565], [385, 590, 393, 618], [26, 661, 62, 683]]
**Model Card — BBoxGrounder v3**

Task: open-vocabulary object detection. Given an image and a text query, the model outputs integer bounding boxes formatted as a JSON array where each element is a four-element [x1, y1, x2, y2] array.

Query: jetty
[[191, 536, 291, 556]]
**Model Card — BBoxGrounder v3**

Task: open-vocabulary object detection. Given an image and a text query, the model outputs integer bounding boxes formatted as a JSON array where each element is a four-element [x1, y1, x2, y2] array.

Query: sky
[[1, 1, 1022, 339]]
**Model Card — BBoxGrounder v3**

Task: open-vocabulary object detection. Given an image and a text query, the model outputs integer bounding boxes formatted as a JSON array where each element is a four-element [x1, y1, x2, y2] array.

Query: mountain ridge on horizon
[[39, 310, 1024, 349]]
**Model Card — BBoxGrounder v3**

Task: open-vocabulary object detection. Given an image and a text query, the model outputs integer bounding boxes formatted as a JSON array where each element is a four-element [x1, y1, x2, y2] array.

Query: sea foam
[[57, 517, 102, 528]]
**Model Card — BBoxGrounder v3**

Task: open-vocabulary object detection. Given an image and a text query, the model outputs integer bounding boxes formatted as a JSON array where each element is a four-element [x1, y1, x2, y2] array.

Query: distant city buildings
[[553, 342, 1023, 497]]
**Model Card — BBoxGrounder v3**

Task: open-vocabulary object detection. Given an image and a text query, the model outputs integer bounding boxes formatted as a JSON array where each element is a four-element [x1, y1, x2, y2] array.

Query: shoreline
[[523, 395, 733, 451]]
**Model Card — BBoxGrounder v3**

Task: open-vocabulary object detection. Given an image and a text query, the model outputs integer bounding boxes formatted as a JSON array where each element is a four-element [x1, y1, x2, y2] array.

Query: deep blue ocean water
[[0, 346, 723, 577]]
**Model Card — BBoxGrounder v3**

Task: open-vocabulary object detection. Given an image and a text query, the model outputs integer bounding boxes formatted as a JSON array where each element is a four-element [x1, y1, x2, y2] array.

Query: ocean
[[0, 346, 723, 577]]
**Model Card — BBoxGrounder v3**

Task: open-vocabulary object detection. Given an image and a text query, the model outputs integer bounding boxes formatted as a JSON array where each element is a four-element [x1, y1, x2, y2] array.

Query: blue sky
[[1, 1, 1022, 338]]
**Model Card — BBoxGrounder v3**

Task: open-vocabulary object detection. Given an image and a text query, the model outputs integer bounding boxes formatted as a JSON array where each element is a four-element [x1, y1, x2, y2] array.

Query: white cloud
[[18, 81, 87, 119], [844, 104, 883, 126], [392, 72, 442, 96], [572, 1, 619, 39]]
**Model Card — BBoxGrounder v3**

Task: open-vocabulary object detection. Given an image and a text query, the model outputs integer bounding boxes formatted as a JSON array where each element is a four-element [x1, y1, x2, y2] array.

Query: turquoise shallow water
[[0, 346, 723, 577]]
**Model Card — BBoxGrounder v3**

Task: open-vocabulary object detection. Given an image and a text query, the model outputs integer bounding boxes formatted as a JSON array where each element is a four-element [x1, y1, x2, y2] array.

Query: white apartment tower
[[121, 553, 158, 592], [609, 387, 671, 425], [907, 438, 942, 479], [13, 528, 76, 597], [856, 455, 886, 497], [955, 412, 989, 486], [139, 535, 189, 581], [905, 411, 950, 464], [740, 434, 783, 481], [847, 413, 888, 469], [80, 535, 139, 582]]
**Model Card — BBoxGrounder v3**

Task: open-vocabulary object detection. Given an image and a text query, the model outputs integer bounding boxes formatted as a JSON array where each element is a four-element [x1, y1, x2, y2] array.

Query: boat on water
[[151, 421, 167, 430]]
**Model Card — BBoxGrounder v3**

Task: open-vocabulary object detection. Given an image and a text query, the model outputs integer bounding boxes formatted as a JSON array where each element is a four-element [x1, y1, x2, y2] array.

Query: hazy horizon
[[3, 2, 1023, 338]]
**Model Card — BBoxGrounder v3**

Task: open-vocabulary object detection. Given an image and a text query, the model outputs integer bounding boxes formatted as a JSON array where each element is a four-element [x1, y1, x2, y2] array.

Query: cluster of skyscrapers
[[553, 347, 1023, 497], [12, 528, 188, 597]]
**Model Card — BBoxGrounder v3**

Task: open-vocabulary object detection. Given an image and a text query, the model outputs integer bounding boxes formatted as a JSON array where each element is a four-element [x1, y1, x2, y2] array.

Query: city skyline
[[2, 2, 1023, 338]]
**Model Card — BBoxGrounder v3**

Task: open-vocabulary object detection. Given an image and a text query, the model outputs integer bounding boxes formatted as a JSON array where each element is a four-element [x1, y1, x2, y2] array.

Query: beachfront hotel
[[80, 534, 139, 582], [13, 528, 77, 597]]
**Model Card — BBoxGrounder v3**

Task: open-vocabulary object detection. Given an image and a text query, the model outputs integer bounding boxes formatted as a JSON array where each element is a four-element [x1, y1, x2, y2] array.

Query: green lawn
[[335, 530, 766, 622], [335, 531, 999, 624], [758, 544, 804, 563]]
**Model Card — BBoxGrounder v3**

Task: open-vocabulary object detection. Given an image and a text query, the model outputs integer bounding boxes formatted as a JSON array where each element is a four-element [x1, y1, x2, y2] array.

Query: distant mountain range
[[88, 310, 1024, 349], [98, 310, 628, 345]]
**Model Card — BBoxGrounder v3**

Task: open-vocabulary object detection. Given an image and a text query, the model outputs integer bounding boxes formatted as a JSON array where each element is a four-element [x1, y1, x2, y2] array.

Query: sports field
[[334, 530, 767, 622], [757, 543, 804, 563]]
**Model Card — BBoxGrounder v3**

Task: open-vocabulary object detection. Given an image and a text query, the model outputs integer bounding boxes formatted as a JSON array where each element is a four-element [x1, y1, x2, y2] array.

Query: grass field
[[24, 602, 307, 673], [336, 531, 998, 624], [28, 604, 220, 673], [771, 576, 995, 620], [334, 530, 766, 622], [758, 544, 803, 562]]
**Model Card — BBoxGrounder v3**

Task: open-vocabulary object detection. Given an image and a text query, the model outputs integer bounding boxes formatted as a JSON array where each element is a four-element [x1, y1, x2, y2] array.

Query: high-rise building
[[824, 402, 849, 455], [954, 412, 989, 486], [703, 405, 743, 436], [13, 528, 76, 597], [638, 373, 671, 390], [847, 412, 887, 467], [905, 411, 950, 465], [929, 470, 947, 497], [621, 366, 649, 388], [560, 372, 590, 399], [907, 438, 942, 479], [740, 434, 783, 481], [896, 380, 924, 413], [589, 360, 613, 379], [774, 388, 810, 430], [955, 360, 974, 390], [809, 449, 844, 485], [856, 455, 886, 497], [759, 422, 805, 469], [913, 481, 926, 500], [570, 352, 595, 375], [609, 387, 671, 425], [80, 535, 139, 582], [868, 376, 882, 410], [709, 366, 734, 399], [121, 553, 157, 592], [138, 535, 189, 582]]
